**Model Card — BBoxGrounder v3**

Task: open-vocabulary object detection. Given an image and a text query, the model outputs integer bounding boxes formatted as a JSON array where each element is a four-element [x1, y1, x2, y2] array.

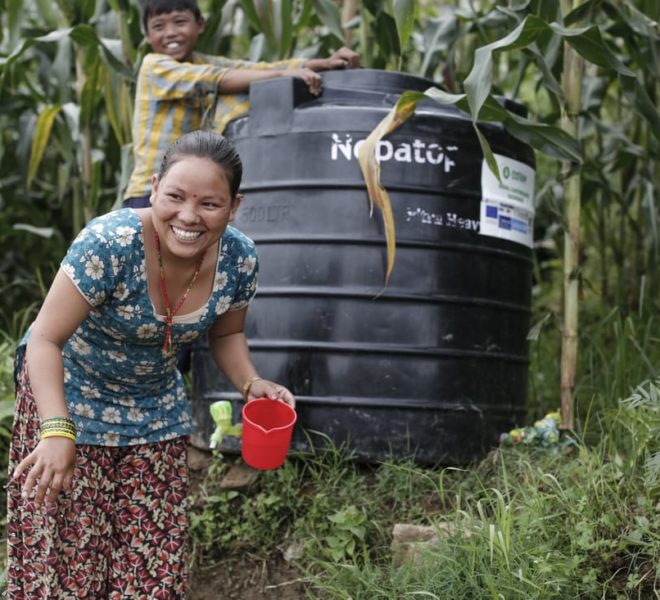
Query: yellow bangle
[[242, 376, 263, 401], [40, 430, 76, 442]]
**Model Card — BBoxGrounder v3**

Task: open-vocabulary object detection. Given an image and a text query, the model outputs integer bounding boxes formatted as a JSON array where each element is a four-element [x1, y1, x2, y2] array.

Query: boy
[[123, 0, 360, 208]]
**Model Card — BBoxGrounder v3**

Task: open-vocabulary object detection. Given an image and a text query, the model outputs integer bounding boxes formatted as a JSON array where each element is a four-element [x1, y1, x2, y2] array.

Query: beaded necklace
[[154, 230, 206, 355]]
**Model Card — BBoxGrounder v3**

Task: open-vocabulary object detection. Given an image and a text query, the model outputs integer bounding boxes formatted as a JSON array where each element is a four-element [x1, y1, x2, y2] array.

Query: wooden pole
[[341, 0, 358, 47], [559, 0, 585, 431]]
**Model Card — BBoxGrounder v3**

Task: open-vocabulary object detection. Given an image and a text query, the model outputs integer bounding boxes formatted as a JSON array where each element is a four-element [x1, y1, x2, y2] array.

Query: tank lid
[[320, 69, 528, 118], [243, 70, 529, 134], [321, 69, 437, 95]]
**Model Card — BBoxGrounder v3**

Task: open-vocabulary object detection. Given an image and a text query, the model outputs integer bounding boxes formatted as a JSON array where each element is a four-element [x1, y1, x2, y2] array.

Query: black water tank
[[192, 69, 536, 464]]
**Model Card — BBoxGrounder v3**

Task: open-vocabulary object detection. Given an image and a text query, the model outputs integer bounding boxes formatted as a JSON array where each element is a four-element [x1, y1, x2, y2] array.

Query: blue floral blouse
[[19, 209, 258, 446]]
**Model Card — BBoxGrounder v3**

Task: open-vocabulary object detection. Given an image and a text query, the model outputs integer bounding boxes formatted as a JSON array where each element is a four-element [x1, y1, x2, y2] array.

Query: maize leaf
[[357, 91, 425, 283], [27, 104, 63, 189]]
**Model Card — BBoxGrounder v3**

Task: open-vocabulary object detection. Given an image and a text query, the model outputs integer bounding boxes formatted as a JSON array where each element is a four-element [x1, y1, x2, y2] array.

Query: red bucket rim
[[242, 398, 297, 435]]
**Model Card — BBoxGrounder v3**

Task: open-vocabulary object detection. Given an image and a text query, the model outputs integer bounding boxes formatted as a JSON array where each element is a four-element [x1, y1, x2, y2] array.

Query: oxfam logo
[[503, 166, 511, 179]]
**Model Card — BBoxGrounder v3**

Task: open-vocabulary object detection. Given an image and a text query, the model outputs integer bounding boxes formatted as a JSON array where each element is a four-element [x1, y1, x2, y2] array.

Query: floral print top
[[19, 209, 258, 446]]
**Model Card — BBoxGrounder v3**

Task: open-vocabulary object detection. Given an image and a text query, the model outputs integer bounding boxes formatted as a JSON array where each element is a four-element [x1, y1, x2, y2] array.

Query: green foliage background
[[0, 0, 657, 322], [0, 0, 658, 466], [0, 1, 658, 597], [0, 0, 658, 441]]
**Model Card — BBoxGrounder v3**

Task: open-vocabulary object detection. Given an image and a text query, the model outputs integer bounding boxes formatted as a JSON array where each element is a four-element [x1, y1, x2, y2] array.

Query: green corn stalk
[[74, 49, 94, 224], [54, 0, 78, 24]]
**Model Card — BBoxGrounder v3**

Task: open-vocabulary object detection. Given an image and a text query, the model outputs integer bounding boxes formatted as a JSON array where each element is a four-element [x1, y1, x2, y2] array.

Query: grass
[[0, 304, 658, 598], [189, 416, 658, 598], [188, 307, 660, 599]]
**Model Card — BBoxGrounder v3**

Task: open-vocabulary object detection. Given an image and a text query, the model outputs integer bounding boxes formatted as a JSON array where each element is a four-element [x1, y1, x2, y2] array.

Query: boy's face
[[146, 9, 205, 62]]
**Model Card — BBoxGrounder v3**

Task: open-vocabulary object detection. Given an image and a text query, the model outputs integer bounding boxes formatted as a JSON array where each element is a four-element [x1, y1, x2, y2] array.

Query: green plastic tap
[[209, 400, 242, 448]]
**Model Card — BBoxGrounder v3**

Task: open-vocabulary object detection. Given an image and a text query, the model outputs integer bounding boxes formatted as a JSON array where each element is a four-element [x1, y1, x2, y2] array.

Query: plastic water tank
[[192, 69, 535, 463]]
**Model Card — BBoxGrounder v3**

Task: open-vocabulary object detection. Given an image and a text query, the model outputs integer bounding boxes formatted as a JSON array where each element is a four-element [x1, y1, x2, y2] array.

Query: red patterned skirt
[[6, 360, 190, 599]]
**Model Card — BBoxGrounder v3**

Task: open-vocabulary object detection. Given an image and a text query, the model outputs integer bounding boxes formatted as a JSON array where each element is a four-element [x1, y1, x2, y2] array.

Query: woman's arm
[[13, 269, 93, 507], [26, 270, 93, 418], [207, 308, 295, 407]]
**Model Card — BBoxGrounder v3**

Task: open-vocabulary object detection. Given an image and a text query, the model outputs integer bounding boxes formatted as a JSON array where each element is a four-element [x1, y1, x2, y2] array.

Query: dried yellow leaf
[[357, 92, 422, 283]]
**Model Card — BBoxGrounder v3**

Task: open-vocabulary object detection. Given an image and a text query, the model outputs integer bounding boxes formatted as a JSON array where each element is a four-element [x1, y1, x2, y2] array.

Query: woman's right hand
[[12, 437, 76, 509], [247, 378, 296, 409]]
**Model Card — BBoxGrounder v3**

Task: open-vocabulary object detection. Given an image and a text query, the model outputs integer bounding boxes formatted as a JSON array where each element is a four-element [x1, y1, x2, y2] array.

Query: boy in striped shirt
[[123, 0, 360, 208]]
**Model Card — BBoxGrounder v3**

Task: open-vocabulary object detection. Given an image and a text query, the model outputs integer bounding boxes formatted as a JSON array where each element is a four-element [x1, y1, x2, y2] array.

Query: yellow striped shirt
[[124, 52, 302, 200]]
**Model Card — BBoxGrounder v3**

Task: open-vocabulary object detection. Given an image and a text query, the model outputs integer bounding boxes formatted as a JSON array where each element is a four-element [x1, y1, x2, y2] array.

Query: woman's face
[[150, 156, 240, 261]]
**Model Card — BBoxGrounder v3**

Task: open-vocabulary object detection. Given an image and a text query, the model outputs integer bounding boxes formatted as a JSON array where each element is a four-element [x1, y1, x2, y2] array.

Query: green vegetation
[[1, 0, 658, 597], [189, 311, 659, 597]]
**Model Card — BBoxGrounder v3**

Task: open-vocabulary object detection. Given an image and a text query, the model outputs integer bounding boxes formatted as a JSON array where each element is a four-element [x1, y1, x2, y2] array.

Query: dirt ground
[[186, 447, 308, 599], [188, 556, 306, 600]]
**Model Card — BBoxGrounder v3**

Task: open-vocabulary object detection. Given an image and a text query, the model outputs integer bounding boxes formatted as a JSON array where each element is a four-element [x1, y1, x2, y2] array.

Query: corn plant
[[1, 0, 428, 313], [0, 0, 143, 314], [357, 0, 660, 429]]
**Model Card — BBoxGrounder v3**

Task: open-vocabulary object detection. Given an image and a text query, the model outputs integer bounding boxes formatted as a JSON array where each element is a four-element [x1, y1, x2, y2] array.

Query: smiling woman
[[5, 131, 295, 598], [148, 139, 242, 267]]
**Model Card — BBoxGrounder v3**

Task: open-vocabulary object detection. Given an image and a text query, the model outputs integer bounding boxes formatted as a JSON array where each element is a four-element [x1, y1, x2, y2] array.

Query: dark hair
[[158, 131, 243, 198], [142, 0, 202, 32]]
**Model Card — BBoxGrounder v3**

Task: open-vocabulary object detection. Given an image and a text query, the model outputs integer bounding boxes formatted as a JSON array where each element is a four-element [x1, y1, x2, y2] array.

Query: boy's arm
[[204, 47, 360, 72], [199, 53, 312, 93], [203, 46, 360, 95], [145, 53, 310, 99], [145, 53, 230, 100], [304, 47, 361, 71], [218, 67, 321, 95], [203, 54, 304, 71]]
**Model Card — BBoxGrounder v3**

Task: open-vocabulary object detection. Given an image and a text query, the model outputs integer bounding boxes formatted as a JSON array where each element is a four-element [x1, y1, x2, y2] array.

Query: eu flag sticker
[[486, 205, 498, 219]]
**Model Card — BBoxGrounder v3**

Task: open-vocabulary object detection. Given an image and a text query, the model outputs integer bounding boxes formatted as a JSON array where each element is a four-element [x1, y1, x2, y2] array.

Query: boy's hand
[[304, 47, 361, 72], [13, 437, 76, 509], [328, 47, 361, 69], [286, 68, 323, 95]]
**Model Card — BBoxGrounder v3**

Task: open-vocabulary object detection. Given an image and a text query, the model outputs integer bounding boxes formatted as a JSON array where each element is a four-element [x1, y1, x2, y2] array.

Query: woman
[[7, 130, 293, 598]]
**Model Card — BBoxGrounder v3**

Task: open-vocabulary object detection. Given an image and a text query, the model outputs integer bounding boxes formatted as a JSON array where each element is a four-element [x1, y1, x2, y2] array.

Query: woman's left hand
[[247, 379, 295, 409]]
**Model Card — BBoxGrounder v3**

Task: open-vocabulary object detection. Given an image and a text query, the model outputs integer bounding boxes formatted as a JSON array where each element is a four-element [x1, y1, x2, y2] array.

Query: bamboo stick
[[559, 0, 585, 431]]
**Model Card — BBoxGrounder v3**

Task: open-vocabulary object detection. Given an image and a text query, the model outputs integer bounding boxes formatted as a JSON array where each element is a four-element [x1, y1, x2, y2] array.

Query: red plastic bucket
[[241, 398, 297, 470]]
